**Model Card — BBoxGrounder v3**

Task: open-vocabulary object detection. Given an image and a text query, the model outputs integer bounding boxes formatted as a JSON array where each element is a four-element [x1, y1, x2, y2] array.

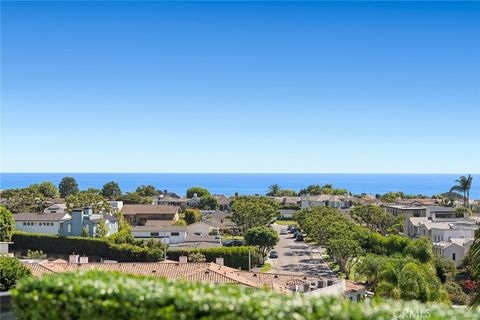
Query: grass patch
[[275, 220, 297, 225], [260, 263, 272, 272], [221, 235, 244, 241]]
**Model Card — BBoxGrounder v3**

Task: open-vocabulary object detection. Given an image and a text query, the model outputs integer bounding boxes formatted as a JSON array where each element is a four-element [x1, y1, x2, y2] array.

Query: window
[[23, 222, 26, 226], [67, 224, 71, 233], [357, 294, 361, 301], [151, 232, 159, 237], [51, 210, 56, 213], [452, 253, 456, 261], [171, 232, 180, 236]]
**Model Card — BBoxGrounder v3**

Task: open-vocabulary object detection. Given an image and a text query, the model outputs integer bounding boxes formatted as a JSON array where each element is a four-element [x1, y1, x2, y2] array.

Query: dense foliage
[[0, 187, 48, 214], [59, 176, 79, 198], [0, 256, 32, 291], [0, 206, 15, 242], [298, 184, 348, 196], [167, 246, 261, 270], [66, 191, 113, 214], [11, 232, 165, 262], [186, 187, 210, 198], [231, 196, 279, 233], [101, 181, 122, 199], [244, 226, 279, 259], [12, 270, 480, 320], [184, 209, 201, 225], [266, 184, 297, 197]]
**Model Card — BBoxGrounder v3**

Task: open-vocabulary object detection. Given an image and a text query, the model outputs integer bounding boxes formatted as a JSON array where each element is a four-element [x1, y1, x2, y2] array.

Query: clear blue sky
[[1, 1, 479, 173]]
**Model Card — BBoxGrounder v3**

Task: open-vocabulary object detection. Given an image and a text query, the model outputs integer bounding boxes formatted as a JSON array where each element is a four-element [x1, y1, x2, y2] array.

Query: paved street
[[268, 224, 337, 277]]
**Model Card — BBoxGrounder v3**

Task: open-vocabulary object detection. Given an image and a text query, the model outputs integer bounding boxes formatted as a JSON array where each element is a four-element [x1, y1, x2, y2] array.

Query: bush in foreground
[[12, 270, 480, 320], [0, 256, 32, 291]]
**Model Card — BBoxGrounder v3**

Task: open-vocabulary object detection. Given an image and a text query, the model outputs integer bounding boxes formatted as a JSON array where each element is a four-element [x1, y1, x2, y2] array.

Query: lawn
[[275, 220, 297, 225], [221, 235, 244, 241], [260, 263, 272, 272]]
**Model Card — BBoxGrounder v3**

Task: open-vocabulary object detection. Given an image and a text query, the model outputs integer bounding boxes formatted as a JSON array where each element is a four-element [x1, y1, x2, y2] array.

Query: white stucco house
[[433, 238, 474, 266], [13, 212, 71, 234], [131, 225, 187, 244]]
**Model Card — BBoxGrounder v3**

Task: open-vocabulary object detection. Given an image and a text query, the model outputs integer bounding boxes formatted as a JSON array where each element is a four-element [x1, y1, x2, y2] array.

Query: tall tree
[[0, 206, 15, 242], [450, 174, 473, 208], [266, 184, 281, 196], [95, 219, 108, 238], [66, 191, 112, 214], [30, 182, 58, 199], [186, 187, 210, 198], [231, 197, 279, 233], [199, 195, 217, 210], [244, 226, 279, 260], [136, 185, 158, 197], [102, 181, 122, 199], [59, 177, 79, 198], [184, 209, 201, 225]]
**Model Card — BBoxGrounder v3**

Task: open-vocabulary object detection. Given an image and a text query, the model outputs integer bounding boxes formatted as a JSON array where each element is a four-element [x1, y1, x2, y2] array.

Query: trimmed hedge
[[167, 246, 261, 270], [12, 270, 480, 320], [11, 232, 163, 262]]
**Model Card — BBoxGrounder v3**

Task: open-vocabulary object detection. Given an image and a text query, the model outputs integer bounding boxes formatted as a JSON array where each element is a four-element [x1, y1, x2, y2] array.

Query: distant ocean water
[[0, 173, 478, 199]]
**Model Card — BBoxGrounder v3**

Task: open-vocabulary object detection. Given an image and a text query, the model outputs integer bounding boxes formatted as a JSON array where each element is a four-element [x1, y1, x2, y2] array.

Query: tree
[[184, 209, 201, 225], [118, 192, 152, 204], [470, 231, 480, 307], [81, 226, 89, 237], [95, 219, 108, 238], [172, 219, 186, 226], [403, 236, 433, 263], [200, 195, 217, 210], [244, 226, 279, 259], [356, 254, 387, 289], [85, 188, 102, 195], [59, 177, 79, 198], [186, 187, 210, 198], [266, 184, 281, 196], [2, 188, 48, 214], [102, 181, 122, 199], [0, 256, 32, 291], [434, 256, 456, 283], [350, 205, 399, 235], [327, 238, 363, 279], [188, 252, 206, 262], [31, 182, 58, 198], [444, 281, 469, 305], [66, 191, 113, 214], [450, 174, 473, 208], [0, 206, 14, 242], [136, 185, 158, 197], [231, 197, 279, 233]]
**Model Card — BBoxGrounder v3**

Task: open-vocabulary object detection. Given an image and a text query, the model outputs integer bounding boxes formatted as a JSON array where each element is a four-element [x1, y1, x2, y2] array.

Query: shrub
[[11, 232, 164, 262], [0, 256, 32, 291], [0, 206, 14, 242], [12, 270, 480, 320], [167, 246, 261, 270], [184, 209, 201, 224]]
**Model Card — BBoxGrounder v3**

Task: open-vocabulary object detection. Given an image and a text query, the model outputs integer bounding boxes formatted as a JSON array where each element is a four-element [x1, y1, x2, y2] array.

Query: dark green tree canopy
[[102, 181, 122, 199], [59, 177, 79, 198], [231, 196, 279, 233], [30, 182, 58, 199], [0, 256, 32, 291], [0, 206, 15, 242], [136, 185, 158, 197], [186, 187, 210, 198], [200, 195, 217, 210], [184, 209, 202, 225], [244, 226, 279, 259]]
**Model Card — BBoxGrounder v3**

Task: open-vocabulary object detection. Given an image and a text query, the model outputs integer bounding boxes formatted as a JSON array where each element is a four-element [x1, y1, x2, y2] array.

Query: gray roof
[[13, 213, 70, 221]]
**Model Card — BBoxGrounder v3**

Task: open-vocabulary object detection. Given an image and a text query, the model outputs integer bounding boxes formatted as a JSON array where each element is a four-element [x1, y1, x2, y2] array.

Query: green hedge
[[167, 246, 260, 270], [12, 270, 480, 320], [11, 232, 163, 262]]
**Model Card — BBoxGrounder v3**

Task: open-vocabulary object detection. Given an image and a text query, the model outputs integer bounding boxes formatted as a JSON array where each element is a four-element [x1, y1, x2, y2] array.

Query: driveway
[[268, 223, 337, 278]]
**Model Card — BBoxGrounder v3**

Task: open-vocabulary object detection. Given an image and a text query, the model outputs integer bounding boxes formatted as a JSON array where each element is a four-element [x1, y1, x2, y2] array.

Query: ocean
[[0, 173, 478, 199]]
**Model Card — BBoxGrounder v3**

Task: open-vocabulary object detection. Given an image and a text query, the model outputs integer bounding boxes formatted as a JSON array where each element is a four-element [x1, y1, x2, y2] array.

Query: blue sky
[[1, 1, 479, 173]]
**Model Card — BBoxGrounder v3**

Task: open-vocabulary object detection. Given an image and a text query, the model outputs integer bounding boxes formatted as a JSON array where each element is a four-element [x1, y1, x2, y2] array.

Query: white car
[[280, 229, 288, 235]]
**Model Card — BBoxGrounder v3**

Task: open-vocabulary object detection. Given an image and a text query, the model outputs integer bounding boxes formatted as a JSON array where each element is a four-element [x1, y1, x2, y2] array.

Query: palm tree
[[266, 184, 281, 197], [470, 232, 480, 307], [450, 175, 473, 208]]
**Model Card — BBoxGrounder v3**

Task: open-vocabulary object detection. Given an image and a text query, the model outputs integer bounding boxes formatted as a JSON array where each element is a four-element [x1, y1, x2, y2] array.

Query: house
[[122, 205, 180, 225], [396, 199, 442, 206], [24, 258, 340, 295], [43, 204, 67, 214], [187, 193, 201, 208], [13, 212, 71, 235], [300, 195, 354, 210], [59, 207, 118, 237], [157, 195, 188, 207], [107, 201, 123, 213], [383, 204, 428, 217], [214, 195, 230, 211], [279, 209, 296, 220], [270, 197, 301, 207], [433, 238, 474, 266], [131, 225, 187, 244]]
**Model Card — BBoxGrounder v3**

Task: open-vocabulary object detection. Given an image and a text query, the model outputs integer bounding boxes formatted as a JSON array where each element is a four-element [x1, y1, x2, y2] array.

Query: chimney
[[215, 257, 224, 266], [79, 256, 89, 264], [69, 254, 79, 264], [179, 256, 188, 264]]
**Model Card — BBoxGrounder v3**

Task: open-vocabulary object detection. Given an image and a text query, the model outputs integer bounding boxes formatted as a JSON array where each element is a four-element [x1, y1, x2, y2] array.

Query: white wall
[[431, 228, 475, 243], [304, 280, 345, 297], [15, 221, 60, 235], [132, 230, 187, 244]]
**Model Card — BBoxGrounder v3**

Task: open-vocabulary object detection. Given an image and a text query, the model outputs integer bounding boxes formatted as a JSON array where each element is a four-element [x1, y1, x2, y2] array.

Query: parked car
[[223, 239, 245, 247], [293, 231, 301, 238], [287, 225, 295, 231], [289, 227, 298, 234], [280, 229, 288, 235], [295, 234, 304, 241], [269, 250, 279, 258]]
